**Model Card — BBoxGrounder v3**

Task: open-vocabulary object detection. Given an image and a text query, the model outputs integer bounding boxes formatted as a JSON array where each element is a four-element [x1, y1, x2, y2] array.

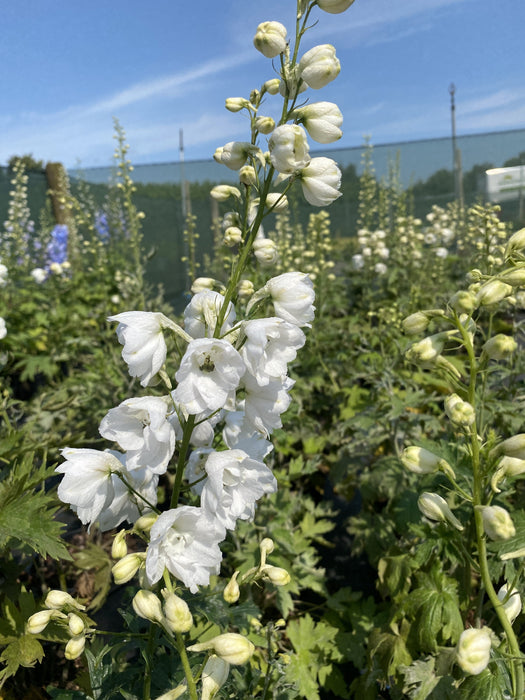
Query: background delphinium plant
[[347, 224, 525, 698], [21, 2, 353, 699]]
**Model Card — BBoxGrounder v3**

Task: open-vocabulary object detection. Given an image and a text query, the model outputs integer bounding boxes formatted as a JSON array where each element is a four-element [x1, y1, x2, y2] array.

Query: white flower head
[[173, 338, 245, 415], [299, 157, 342, 207], [145, 506, 224, 593], [184, 290, 236, 339], [0, 264, 8, 286], [249, 271, 315, 327], [223, 409, 273, 461], [253, 21, 288, 58], [31, 267, 47, 283], [56, 449, 157, 531], [186, 447, 216, 495], [242, 374, 295, 436], [108, 311, 170, 387], [253, 237, 279, 267], [268, 125, 310, 175], [99, 396, 176, 474], [240, 317, 305, 386], [201, 449, 277, 530], [0, 317, 6, 340]]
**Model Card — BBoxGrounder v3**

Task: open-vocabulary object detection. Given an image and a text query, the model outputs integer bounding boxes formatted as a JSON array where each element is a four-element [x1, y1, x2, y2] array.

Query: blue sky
[[2, 0, 524, 169]]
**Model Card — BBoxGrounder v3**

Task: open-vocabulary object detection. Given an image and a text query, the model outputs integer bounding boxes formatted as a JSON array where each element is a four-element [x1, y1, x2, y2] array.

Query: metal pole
[[449, 83, 464, 208]]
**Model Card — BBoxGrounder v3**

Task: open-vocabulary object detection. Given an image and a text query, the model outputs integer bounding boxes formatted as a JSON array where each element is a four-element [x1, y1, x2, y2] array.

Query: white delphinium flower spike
[[173, 338, 245, 415], [108, 311, 190, 387], [145, 507, 224, 593], [184, 290, 236, 339], [240, 317, 305, 386], [201, 449, 277, 531], [99, 396, 175, 474]]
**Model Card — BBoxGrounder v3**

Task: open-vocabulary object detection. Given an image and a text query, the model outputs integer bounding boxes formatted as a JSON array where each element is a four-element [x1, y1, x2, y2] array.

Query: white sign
[[485, 166, 525, 203]]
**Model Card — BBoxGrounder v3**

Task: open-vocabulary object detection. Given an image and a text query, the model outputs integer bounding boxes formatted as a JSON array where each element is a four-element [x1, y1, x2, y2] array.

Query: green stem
[[170, 415, 196, 508], [143, 624, 157, 700], [176, 632, 198, 700]]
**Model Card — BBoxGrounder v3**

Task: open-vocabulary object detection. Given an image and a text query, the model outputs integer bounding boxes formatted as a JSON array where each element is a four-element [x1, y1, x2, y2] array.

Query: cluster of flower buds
[[26, 590, 88, 660]]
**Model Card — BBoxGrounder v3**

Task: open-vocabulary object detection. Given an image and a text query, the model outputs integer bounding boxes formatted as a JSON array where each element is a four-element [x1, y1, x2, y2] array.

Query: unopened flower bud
[[449, 290, 478, 314], [261, 565, 291, 586], [112, 530, 128, 559], [476, 280, 513, 307], [239, 165, 256, 186], [27, 609, 61, 635], [210, 185, 241, 202], [259, 538, 275, 568], [154, 685, 188, 700], [499, 267, 525, 286], [482, 334, 517, 360], [254, 116, 275, 135], [491, 455, 525, 493], [253, 21, 288, 59], [478, 505, 515, 541], [317, 0, 356, 13], [264, 78, 281, 95], [253, 238, 278, 266], [65, 634, 86, 660], [456, 627, 492, 675], [224, 571, 240, 603], [497, 585, 522, 624], [405, 333, 446, 364], [188, 633, 255, 665], [45, 590, 85, 611], [225, 97, 250, 113], [418, 492, 463, 530], [224, 227, 243, 247], [132, 590, 164, 624], [495, 434, 525, 460], [161, 590, 193, 633], [201, 654, 230, 700], [505, 227, 525, 258], [133, 513, 158, 533], [298, 44, 340, 90], [444, 394, 475, 427], [402, 311, 431, 335], [237, 279, 254, 300], [265, 192, 288, 212], [191, 277, 217, 294], [401, 446, 452, 476], [112, 552, 146, 585], [68, 613, 85, 636]]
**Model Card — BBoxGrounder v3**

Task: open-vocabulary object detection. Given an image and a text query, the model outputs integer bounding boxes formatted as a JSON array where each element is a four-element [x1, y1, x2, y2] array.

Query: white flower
[[352, 254, 364, 270], [223, 410, 273, 461], [173, 338, 245, 415], [293, 102, 343, 144], [240, 317, 305, 386], [200, 449, 277, 530], [435, 247, 448, 259], [253, 21, 288, 58], [374, 262, 388, 276], [99, 396, 176, 474], [317, 0, 356, 12], [31, 267, 47, 283], [0, 263, 8, 286], [268, 125, 310, 175], [210, 185, 241, 201], [57, 449, 157, 531], [108, 311, 170, 387], [299, 157, 342, 207], [298, 44, 340, 89], [257, 272, 316, 327], [145, 506, 223, 593], [184, 290, 236, 339], [0, 317, 6, 340], [190, 277, 216, 294], [497, 585, 522, 624], [243, 374, 295, 436], [186, 447, 216, 495]]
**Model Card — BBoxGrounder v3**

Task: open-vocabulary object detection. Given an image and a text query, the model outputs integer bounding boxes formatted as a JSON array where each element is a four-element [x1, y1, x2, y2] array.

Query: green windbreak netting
[[2, 128, 524, 309]]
